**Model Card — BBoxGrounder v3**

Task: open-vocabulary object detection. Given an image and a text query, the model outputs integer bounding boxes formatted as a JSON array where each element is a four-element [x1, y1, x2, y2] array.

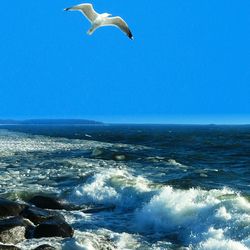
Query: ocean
[[0, 124, 249, 250]]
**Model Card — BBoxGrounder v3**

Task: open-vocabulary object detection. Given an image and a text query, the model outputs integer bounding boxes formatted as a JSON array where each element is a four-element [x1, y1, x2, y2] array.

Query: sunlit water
[[0, 125, 249, 250]]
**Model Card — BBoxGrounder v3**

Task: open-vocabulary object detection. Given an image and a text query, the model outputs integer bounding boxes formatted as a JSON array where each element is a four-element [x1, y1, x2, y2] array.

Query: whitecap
[[135, 186, 250, 247], [70, 167, 154, 209], [197, 227, 249, 250]]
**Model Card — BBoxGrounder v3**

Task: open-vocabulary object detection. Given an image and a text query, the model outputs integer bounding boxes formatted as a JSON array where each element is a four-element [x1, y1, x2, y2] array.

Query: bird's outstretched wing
[[102, 17, 133, 39], [64, 3, 98, 22]]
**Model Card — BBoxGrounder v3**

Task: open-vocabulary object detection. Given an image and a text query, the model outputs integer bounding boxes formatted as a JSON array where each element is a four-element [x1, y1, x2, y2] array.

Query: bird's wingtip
[[128, 34, 134, 40], [128, 30, 134, 40]]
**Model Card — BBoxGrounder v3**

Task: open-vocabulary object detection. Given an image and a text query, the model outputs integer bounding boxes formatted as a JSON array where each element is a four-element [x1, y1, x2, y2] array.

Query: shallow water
[[0, 125, 249, 249]]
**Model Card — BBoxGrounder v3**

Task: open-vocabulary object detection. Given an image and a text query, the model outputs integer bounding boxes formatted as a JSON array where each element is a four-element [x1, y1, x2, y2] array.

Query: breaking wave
[[0, 126, 249, 250]]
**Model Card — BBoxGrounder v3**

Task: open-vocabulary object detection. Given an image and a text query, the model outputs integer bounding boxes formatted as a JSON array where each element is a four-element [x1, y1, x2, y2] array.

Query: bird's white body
[[88, 13, 111, 35], [64, 3, 133, 39]]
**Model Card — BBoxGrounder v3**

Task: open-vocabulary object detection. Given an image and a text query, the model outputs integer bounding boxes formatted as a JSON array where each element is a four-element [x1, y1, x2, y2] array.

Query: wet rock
[[28, 196, 71, 210], [33, 245, 56, 250], [113, 154, 126, 161], [91, 148, 134, 161], [92, 148, 127, 161], [91, 147, 103, 157], [0, 198, 26, 218], [20, 206, 64, 225], [0, 245, 21, 250], [33, 218, 74, 238], [0, 217, 27, 244]]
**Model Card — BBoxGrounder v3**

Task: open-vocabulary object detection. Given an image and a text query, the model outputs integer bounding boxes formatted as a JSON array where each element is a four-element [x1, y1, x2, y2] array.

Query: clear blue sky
[[0, 0, 250, 124]]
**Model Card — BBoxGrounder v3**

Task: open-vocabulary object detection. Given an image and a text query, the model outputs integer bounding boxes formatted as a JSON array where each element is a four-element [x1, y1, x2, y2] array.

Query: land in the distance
[[0, 119, 103, 125]]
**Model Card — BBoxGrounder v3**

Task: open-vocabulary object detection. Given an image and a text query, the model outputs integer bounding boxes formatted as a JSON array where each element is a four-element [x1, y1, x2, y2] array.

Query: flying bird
[[64, 3, 133, 40]]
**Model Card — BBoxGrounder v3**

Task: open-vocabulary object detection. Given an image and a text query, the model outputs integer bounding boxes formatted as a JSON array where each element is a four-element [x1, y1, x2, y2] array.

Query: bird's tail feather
[[87, 27, 95, 35]]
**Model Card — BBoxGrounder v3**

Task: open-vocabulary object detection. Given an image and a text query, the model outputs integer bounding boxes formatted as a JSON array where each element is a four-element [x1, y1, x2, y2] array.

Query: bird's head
[[102, 13, 112, 18]]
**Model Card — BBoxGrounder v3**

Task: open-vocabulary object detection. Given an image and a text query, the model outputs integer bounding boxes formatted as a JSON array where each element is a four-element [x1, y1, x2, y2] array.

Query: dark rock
[[0, 198, 26, 218], [0, 245, 21, 250], [20, 206, 64, 225], [33, 218, 74, 238], [91, 148, 132, 161], [28, 196, 71, 210], [0, 217, 27, 244], [33, 245, 56, 250], [28, 196, 63, 210]]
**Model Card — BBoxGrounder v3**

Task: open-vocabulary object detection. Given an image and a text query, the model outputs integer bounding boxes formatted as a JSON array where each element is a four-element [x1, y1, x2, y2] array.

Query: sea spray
[[135, 186, 250, 248], [70, 167, 154, 209]]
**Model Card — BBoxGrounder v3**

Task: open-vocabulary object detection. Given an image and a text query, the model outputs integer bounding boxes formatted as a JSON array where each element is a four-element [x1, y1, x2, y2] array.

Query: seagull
[[64, 3, 133, 40]]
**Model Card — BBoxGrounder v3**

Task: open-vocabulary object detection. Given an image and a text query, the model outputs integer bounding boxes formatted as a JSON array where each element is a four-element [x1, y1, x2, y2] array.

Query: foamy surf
[[135, 186, 250, 249], [0, 126, 249, 250], [70, 167, 153, 208]]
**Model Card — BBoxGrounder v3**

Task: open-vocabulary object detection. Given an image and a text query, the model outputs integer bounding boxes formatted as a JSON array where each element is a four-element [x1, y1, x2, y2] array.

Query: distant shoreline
[[0, 119, 103, 125], [0, 121, 249, 126]]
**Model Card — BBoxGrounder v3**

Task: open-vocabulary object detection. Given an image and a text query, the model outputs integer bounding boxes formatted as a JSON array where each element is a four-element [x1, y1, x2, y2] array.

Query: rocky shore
[[0, 196, 75, 250]]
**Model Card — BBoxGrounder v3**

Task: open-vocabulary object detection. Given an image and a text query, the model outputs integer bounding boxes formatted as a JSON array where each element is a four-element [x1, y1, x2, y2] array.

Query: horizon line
[[0, 118, 249, 126]]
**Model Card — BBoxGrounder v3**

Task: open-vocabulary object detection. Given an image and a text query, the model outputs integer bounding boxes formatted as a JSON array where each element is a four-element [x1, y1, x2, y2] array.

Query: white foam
[[136, 186, 250, 248], [0, 129, 143, 157], [215, 206, 232, 220], [136, 186, 221, 233], [199, 239, 249, 250], [63, 239, 91, 250], [113, 233, 141, 250], [17, 238, 62, 250], [70, 167, 153, 208], [168, 159, 186, 167], [62, 229, 120, 250], [71, 169, 123, 205], [197, 230, 249, 250]]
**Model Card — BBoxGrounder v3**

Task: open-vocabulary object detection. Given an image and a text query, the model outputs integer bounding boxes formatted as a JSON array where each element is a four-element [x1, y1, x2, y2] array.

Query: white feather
[[64, 3, 133, 39]]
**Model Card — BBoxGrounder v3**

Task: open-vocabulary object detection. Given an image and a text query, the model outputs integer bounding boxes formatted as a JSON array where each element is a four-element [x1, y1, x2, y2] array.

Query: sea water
[[0, 125, 249, 250]]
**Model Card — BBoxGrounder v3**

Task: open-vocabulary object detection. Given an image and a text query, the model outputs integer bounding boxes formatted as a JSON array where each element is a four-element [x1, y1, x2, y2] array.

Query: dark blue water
[[0, 125, 249, 249]]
